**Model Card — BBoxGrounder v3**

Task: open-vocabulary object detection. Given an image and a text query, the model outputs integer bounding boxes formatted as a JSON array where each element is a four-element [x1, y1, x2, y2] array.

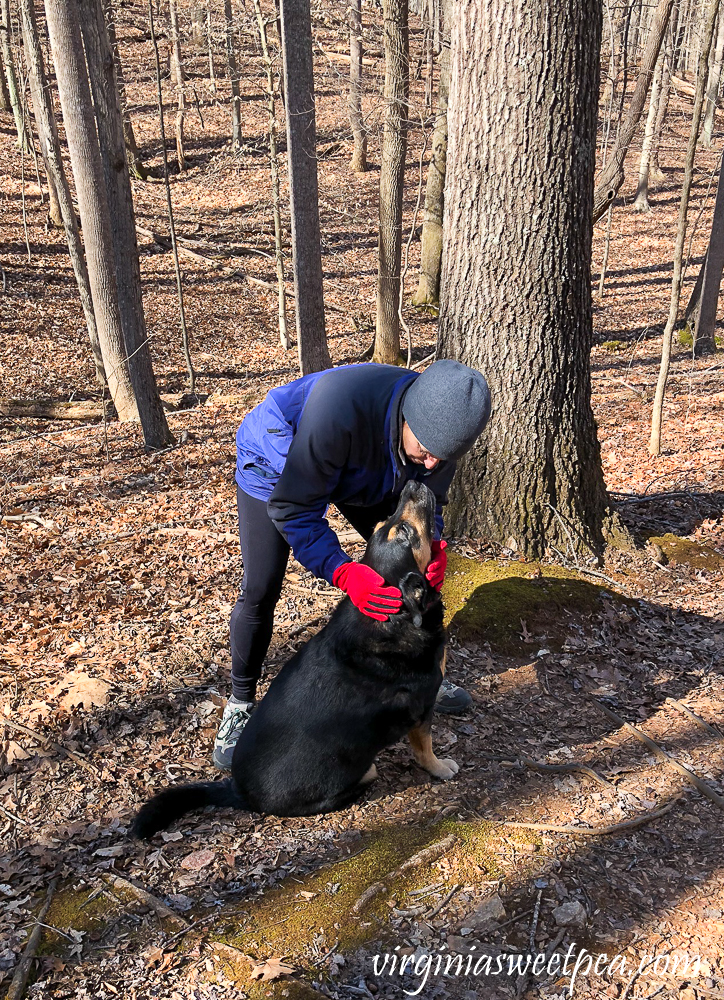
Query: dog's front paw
[[428, 757, 459, 780]]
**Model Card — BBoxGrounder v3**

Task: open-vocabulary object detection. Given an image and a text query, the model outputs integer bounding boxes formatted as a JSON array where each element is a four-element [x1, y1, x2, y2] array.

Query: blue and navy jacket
[[235, 364, 456, 583]]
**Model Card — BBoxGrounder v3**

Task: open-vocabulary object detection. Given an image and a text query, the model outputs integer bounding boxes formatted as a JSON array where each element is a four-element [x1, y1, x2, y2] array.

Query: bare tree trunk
[[694, 156, 724, 353], [169, 0, 186, 170], [373, 0, 409, 364], [207, 0, 216, 92], [439, 0, 607, 558], [650, 18, 674, 180], [224, 0, 241, 151], [348, 0, 367, 171], [703, 7, 724, 145], [23, 30, 62, 228], [79, 0, 174, 446], [1, 0, 27, 150], [279, 0, 330, 373], [412, 12, 448, 307], [633, 50, 665, 210], [44, 0, 139, 421], [0, 42, 11, 110], [650, 0, 719, 455], [148, 0, 195, 394], [593, 0, 675, 223], [253, 0, 289, 350], [19, 0, 106, 387], [105, 1, 146, 180], [169, 0, 183, 85]]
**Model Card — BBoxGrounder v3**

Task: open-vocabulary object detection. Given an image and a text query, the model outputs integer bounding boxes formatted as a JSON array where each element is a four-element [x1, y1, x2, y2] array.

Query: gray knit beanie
[[401, 359, 491, 461]]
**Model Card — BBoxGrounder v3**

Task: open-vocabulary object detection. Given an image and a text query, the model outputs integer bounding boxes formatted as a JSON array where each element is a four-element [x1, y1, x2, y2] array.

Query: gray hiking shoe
[[436, 677, 472, 714], [213, 697, 254, 770]]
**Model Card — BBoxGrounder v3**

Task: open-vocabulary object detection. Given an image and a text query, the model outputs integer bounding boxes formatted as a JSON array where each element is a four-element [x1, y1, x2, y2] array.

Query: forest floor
[[1, 2, 724, 998]]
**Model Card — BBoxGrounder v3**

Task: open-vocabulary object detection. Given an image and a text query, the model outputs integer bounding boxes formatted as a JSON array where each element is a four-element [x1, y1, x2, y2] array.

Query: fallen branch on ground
[[351, 834, 457, 914], [7, 878, 58, 1000], [493, 796, 680, 835], [1, 718, 99, 775], [593, 700, 724, 810], [101, 872, 189, 929]]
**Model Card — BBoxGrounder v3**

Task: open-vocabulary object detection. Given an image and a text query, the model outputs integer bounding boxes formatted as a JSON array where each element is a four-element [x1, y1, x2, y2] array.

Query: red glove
[[332, 561, 403, 621], [425, 540, 447, 591]]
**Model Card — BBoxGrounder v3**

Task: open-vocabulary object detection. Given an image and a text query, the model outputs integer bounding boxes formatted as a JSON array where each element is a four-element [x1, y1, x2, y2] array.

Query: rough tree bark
[[44, 0, 139, 421], [593, 0, 675, 223], [438, 0, 608, 559], [19, 0, 106, 387], [279, 0, 330, 373], [348, 0, 367, 171], [412, 3, 448, 306], [373, 0, 409, 364], [79, 0, 173, 447]]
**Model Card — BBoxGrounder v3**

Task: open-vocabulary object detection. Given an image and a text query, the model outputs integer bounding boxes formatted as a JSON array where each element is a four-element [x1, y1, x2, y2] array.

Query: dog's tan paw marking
[[428, 757, 459, 780], [360, 763, 378, 785]]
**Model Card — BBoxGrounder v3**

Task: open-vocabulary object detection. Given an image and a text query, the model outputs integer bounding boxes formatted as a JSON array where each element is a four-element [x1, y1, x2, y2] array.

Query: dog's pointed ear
[[399, 571, 427, 627]]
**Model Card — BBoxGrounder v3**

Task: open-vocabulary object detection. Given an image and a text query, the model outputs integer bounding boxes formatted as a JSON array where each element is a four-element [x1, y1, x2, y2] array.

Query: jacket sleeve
[[267, 394, 353, 583]]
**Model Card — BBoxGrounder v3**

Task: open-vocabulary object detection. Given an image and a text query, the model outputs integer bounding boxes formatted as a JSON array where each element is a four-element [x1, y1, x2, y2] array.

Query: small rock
[[464, 892, 507, 932], [446, 935, 479, 953], [552, 900, 588, 928]]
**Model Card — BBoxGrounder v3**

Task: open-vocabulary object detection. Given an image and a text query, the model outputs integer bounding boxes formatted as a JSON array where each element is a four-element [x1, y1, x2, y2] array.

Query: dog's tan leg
[[408, 719, 459, 780], [438, 646, 447, 678], [359, 763, 378, 786]]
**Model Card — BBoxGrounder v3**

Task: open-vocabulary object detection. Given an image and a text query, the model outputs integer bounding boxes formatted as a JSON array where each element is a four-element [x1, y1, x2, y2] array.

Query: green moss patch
[[210, 818, 510, 996], [600, 340, 628, 353], [442, 553, 620, 655], [647, 533, 724, 570]]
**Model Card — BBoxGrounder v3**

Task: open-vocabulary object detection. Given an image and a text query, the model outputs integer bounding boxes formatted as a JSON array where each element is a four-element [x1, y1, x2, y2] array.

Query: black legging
[[229, 485, 393, 701]]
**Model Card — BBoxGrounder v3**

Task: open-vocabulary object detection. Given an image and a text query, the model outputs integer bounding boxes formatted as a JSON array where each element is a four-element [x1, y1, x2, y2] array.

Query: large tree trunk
[[79, 0, 174, 448], [279, 0, 330, 373], [438, 0, 608, 559], [412, 5, 448, 307], [593, 0, 675, 224], [19, 0, 106, 387], [373, 0, 409, 364], [44, 0, 139, 422], [694, 162, 724, 354], [348, 0, 366, 172]]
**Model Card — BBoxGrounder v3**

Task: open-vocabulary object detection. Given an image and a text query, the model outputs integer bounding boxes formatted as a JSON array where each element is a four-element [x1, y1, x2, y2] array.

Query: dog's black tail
[[130, 779, 247, 840]]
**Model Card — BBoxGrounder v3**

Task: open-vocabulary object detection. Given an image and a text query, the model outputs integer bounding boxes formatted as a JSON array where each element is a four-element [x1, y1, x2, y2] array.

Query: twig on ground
[[351, 834, 458, 914], [0, 718, 99, 775], [0, 803, 28, 826], [479, 751, 612, 788], [491, 796, 681, 835], [593, 700, 724, 809], [100, 872, 189, 929], [424, 883, 461, 920], [665, 697, 723, 739], [7, 878, 58, 1000]]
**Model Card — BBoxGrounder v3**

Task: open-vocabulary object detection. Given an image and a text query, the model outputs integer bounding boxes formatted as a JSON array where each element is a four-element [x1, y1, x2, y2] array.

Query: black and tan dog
[[131, 481, 458, 838]]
